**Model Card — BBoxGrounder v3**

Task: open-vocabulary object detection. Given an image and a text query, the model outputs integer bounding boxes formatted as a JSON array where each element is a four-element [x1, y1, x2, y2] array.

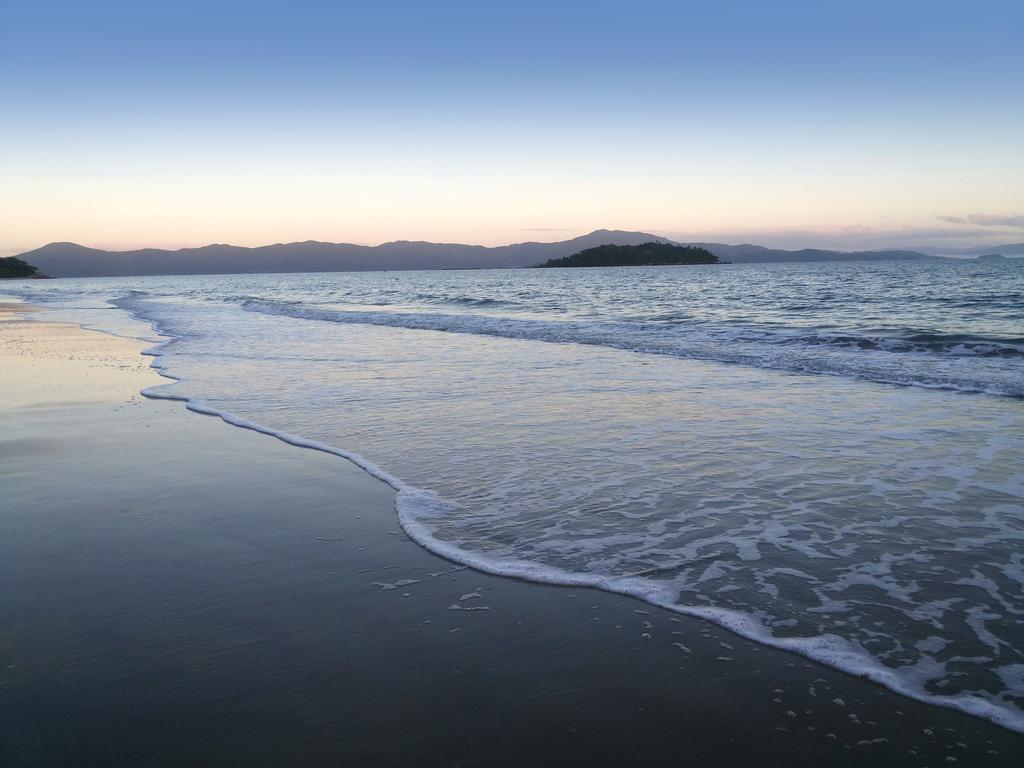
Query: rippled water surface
[[8, 259, 1024, 730]]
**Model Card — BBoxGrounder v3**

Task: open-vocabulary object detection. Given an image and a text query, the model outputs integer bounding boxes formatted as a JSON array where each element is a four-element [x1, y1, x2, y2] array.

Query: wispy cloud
[[937, 213, 1024, 227]]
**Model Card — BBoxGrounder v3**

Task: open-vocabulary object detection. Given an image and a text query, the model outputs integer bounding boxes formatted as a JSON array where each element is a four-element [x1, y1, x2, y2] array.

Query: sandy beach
[[1, 302, 1021, 767]]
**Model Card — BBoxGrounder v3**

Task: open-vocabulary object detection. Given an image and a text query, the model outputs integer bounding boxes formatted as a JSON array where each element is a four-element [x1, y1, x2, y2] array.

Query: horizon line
[[11, 229, 1024, 258]]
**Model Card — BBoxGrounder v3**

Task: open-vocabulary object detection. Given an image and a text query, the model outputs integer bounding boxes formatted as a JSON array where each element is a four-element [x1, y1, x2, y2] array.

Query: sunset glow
[[2, 1, 1022, 254]]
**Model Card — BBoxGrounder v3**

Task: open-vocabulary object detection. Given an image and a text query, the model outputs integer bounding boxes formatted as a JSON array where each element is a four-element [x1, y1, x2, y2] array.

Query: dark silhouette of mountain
[[0, 256, 44, 278], [675, 242, 942, 264], [537, 243, 717, 268], [922, 243, 1024, 257], [16, 230, 942, 278]]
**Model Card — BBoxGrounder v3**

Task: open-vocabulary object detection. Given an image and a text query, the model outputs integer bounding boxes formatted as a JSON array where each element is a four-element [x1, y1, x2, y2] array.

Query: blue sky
[[2, 0, 1022, 252]]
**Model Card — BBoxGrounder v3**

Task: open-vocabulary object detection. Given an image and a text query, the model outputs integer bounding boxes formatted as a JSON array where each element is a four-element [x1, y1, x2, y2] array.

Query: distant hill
[[15, 230, 944, 278], [0, 256, 41, 278], [676, 242, 942, 264], [18, 230, 671, 278], [922, 243, 1024, 258], [537, 242, 717, 268]]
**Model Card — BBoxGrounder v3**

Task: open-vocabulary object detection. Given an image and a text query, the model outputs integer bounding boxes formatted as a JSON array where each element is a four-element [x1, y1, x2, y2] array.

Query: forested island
[[536, 242, 718, 268], [0, 257, 42, 278]]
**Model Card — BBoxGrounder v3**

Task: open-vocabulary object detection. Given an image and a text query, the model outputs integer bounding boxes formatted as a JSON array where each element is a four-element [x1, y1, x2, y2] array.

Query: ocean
[[9, 258, 1024, 731]]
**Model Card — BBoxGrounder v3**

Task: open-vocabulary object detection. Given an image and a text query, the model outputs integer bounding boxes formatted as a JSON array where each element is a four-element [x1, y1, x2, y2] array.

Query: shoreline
[[2, 303, 1021, 766], [124, 294, 1024, 734]]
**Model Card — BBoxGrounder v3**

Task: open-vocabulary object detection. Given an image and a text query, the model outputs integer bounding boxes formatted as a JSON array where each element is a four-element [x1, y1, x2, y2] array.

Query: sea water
[[9, 259, 1023, 730]]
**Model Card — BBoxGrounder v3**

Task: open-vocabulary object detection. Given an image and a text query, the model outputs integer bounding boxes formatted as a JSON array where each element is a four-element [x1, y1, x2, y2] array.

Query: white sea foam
[[139, 376, 1024, 731], [235, 297, 1024, 398], [11, 264, 1024, 735], [129, 360, 1024, 732], [134, 304, 1024, 733]]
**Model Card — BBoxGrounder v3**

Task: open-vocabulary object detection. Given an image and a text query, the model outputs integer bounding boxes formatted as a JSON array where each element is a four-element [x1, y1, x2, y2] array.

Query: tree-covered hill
[[536, 242, 718, 268], [0, 257, 40, 278]]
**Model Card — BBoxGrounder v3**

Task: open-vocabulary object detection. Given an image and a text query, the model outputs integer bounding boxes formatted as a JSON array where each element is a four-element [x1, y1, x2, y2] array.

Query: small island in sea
[[536, 242, 718, 268], [0, 256, 43, 279]]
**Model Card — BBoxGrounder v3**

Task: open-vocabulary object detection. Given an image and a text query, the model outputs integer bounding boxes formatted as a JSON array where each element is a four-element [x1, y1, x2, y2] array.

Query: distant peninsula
[[12, 229, 968, 278], [536, 242, 718, 268], [0, 256, 43, 279]]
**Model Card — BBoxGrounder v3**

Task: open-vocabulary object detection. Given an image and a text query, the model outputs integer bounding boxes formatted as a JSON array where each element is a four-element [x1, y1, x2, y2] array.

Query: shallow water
[[9, 259, 1024, 730]]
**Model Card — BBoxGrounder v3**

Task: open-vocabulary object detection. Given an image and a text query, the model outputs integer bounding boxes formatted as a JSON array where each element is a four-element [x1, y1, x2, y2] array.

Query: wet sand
[[1, 303, 1021, 767]]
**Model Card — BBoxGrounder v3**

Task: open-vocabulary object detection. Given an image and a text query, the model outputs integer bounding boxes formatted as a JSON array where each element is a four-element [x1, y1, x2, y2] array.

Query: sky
[[1, 0, 1022, 255]]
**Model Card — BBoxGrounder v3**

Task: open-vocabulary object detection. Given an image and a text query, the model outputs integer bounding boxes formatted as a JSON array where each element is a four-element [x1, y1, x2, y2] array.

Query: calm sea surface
[[9, 259, 1024, 730]]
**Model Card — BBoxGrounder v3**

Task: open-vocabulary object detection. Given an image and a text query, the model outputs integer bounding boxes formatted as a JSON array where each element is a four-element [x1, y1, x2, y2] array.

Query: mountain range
[[13, 229, 1018, 278]]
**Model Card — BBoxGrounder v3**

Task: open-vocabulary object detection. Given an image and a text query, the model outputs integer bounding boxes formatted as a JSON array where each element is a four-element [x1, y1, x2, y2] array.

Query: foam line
[[133, 340, 1024, 734], [21, 290, 1024, 734], [235, 297, 1023, 399]]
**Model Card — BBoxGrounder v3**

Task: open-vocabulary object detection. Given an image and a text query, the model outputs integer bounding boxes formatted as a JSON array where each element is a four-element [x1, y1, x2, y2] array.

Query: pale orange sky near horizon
[[4, 124, 1023, 256], [4, 1, 1023, 258], [3, 139, 1023, 257]]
